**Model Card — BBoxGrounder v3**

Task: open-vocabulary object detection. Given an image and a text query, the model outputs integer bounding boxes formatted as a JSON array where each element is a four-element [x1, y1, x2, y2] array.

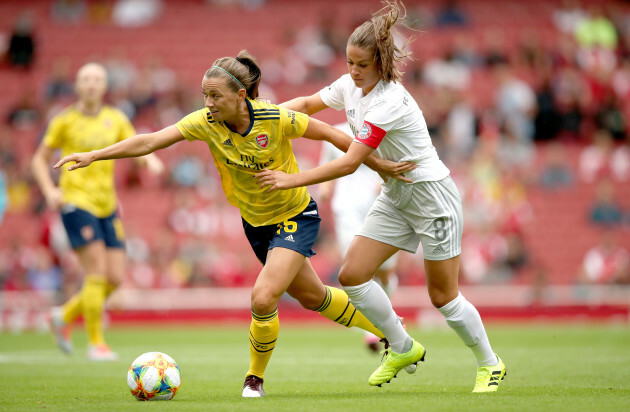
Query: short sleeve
[[354, 121, 387, 150], [279, 107, 309, 139], [42, 116, 65, 149], [175, 109, 209, 142], [117, 111, 136, 142], [319, 75, 348, 111], [363, 98, 404, 132]]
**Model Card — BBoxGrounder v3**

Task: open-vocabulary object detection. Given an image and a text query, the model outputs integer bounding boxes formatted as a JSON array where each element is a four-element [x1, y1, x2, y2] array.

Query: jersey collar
[[222, 98, 254, 137]]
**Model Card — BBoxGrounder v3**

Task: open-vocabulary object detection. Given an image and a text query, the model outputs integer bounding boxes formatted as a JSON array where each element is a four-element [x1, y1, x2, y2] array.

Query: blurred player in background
[[31, 62, 164, 361], [256, 0, 506, 392], [54, 51, 414, 396], [320, 122, 399, 352]]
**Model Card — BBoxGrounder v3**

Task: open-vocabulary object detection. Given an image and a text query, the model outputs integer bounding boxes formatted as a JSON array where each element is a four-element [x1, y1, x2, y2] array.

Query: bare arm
[[256, 142, 374, 191], [300, 117, 415, 178], [31, 144, 63, 210], [55, 125, 184, 171], [280, 93, 329, 116]]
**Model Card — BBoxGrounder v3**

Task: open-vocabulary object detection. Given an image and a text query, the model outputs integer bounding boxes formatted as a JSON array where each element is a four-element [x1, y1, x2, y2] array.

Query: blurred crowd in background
[[0, 0, 629, 313]]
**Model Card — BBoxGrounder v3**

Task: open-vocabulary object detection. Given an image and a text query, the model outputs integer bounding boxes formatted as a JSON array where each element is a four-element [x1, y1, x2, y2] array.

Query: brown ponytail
[[348, 0, 413, 83]]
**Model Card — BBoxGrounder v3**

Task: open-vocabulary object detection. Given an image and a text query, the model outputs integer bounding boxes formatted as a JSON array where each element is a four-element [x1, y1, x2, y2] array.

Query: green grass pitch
[[1, 322, 629, 411]]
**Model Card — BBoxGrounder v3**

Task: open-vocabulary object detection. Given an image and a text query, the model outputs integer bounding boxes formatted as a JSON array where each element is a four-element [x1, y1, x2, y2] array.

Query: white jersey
[[320, 123, 382, 218], [319, 74, 450, 183]]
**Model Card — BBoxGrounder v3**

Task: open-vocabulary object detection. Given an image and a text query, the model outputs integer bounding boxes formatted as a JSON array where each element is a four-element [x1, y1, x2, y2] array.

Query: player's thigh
[[75, 241, 107, 274], [339, 235, 399, 286], [95, 212, 127, 285], [61, 206, 107, 273], [415, 178, 463, 261], [285, 258, 326, 310], [251, 247, 306, 313], [105, 248, 127, 286]]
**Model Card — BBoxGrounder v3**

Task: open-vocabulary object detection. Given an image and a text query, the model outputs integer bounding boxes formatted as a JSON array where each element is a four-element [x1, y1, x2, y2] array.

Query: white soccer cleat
[[49, 307, 73, 355]]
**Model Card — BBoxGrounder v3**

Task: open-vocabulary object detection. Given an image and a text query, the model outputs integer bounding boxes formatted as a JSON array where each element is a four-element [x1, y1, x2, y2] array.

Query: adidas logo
[[488, 371, 502, 386], [346, 109, 355, 118], [223, 138, 233, 146], [284, 235, 295, 242], [433, 244, 445, 254]]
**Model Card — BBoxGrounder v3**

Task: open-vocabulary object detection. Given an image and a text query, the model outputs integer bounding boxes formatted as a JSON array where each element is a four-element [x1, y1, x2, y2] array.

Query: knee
[[250, 289, 280, 315], [428, 289, 457, 309], [338, 262, 368, 287]]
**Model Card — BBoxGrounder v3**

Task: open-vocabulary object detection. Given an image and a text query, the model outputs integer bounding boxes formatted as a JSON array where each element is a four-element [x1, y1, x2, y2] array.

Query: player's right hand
[[54, 152, 94, 171], [44, 187, 64, 211]]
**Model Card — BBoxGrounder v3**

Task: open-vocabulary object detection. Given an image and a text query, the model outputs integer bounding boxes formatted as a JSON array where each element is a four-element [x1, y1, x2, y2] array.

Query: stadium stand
[[1, 0, 629, 329]]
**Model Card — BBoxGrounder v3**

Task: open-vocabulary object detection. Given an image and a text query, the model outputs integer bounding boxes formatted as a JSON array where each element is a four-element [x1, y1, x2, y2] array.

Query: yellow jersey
[[175, 99, 311, 226], [43, 105, 135, 217]]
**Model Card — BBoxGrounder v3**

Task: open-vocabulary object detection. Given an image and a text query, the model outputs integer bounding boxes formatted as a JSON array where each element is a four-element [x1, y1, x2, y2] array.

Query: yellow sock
[[81, 274, 107, 346], [105, 282, 117, 298], [316, 286, 384, 338], [247, 309, 279, 379], [61, 294, 82, 324], [61, 281, 115, 324]]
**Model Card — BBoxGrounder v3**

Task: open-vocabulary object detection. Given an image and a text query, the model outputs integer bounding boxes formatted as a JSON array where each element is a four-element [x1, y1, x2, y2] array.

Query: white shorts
[[357, 176, 463, 260]]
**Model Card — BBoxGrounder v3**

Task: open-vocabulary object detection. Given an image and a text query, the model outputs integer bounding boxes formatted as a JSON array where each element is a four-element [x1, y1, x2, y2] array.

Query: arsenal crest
[[256, 134, 269, 148]]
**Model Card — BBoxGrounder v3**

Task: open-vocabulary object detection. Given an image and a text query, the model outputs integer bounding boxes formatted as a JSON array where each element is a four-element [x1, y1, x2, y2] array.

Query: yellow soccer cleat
[[472, 354, 506, 393], [368, 339, 426, 387]]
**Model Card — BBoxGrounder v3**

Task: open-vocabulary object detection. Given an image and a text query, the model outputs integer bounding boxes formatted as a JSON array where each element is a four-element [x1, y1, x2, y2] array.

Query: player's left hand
[[376, 159, 416, 183], [144, 153, 165, 175], [255, 169, 295, 192], [54, 152, 95, 171]]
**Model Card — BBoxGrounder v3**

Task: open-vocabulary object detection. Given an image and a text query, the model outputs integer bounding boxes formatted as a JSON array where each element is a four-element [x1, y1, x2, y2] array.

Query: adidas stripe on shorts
[[357, 176, 463, 261], [242, 197, 321, 264]]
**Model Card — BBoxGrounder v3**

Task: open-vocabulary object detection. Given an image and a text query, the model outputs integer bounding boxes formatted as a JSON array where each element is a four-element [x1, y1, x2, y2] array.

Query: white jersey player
[[256, 0, 506, 393]]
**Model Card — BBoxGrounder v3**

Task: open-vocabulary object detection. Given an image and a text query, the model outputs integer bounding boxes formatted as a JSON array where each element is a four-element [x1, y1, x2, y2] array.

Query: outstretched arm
[[255, 116, 417, 192], [256, 141, 375, 192], [55, 125, 184, 171]]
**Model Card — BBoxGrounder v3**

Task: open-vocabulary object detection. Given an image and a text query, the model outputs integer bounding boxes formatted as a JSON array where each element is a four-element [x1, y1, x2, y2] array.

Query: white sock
[[343, 280, 410, 353], [438, 293, 497, 367]]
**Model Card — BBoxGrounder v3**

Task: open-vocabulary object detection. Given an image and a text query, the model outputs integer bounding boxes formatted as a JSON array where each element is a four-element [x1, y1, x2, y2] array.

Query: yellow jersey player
[[54, 50, 415, 396], [31, 62, 163, 361]]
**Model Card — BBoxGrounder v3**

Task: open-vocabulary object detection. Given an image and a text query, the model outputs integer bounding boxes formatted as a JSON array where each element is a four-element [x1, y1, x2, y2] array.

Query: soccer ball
[[127, 352, 181, 401]]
